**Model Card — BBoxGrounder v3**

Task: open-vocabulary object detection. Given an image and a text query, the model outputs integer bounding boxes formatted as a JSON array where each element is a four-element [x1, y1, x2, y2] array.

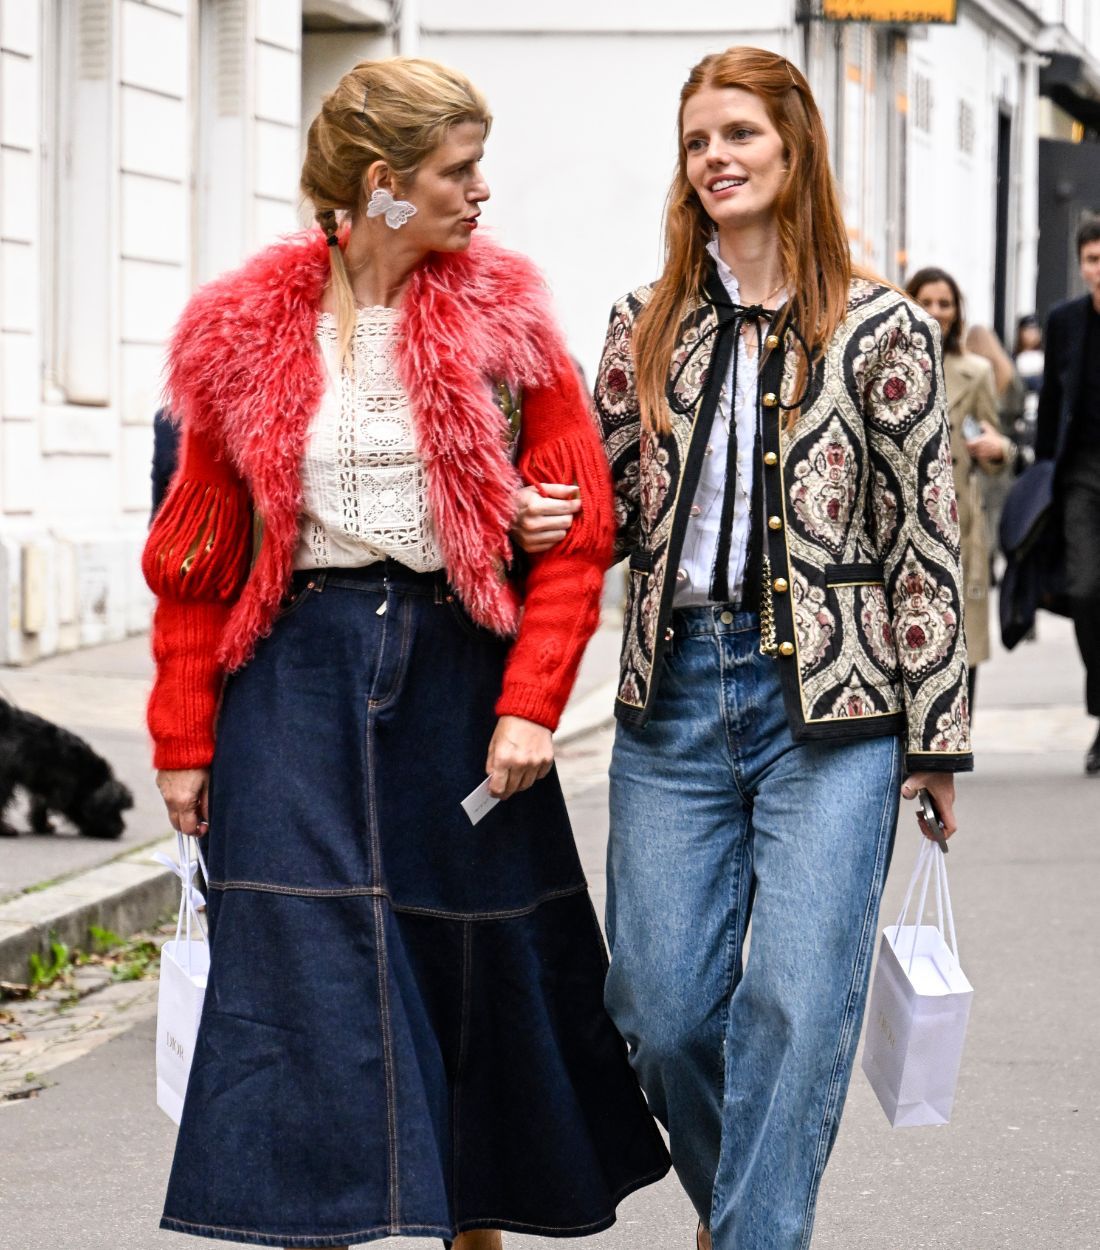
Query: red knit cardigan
[[143, 230, 613, 770]]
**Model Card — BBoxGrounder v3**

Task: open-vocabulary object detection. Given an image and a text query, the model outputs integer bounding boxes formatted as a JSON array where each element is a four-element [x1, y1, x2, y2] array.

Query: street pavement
[[2, 608, 1098, 1248]]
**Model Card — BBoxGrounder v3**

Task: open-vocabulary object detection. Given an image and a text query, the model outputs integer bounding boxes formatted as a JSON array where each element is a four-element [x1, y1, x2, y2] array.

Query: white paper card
[[461, 776, 500, 826]]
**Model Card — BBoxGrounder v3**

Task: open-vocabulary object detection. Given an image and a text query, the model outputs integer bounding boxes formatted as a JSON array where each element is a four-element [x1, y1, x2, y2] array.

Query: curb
[[0, 837, 178, 986]]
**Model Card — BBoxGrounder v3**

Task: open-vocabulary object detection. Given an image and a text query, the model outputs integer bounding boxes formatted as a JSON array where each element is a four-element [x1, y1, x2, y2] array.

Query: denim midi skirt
[[161, 563, 670, 1247]]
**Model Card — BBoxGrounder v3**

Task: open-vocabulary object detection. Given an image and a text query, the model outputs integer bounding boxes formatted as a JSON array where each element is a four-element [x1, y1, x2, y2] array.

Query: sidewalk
[[0, 606, 625, 983]]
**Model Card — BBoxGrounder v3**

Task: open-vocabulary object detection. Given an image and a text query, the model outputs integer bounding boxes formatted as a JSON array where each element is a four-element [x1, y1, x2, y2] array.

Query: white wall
[[906, 8, 1031, 329], [0, 0, 306, 665], [419, 2, 797, 381]]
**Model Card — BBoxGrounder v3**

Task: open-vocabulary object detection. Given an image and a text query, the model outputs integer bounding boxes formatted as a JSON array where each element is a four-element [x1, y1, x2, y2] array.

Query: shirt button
[[779, 641, 795, 657], [768, 515, 783, 531], [764, 451, 778, 466], [676, 568, 688, 583], [720, 610, 734, 624], [704, 444, 714, 456], [772, 577, 789, 593], [690, 504, 701, 517]]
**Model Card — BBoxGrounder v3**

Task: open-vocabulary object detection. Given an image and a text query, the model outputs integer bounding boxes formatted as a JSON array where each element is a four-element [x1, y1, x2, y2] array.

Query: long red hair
[[634, 47, 852, 434]]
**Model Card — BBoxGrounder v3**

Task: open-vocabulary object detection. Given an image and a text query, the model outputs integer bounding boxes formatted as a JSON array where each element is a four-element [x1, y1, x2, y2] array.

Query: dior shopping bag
[[861, 837, 973, 1128], [155, 833, 210, 1125]]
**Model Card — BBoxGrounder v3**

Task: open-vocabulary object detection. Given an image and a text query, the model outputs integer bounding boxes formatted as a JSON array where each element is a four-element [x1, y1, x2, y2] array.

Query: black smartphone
[[916, 788, 949, 853]]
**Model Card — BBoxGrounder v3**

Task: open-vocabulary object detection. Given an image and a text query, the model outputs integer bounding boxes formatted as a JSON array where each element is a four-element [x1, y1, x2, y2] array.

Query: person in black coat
[[1036, 215, 1100, 774], [150, 407, 180, 518]]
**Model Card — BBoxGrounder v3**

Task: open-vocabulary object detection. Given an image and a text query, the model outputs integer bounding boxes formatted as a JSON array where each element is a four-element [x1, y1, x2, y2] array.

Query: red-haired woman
[[592, 48, 972, 1250]]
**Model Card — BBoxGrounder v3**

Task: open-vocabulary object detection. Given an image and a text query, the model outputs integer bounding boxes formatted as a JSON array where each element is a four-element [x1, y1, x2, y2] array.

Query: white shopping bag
[[155, 833, 210, 1126], [861, 837, 973, 1128]]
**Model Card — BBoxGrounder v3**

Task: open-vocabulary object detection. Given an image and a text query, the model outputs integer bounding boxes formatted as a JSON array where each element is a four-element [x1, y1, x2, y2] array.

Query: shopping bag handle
[[891, 838, 959, 972], [155, 833, 209, 974]]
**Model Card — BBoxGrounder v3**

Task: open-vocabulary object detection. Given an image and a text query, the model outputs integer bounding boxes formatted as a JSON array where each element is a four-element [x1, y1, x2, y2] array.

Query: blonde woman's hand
[[486, 716, 554, 799], [156, 768, 210, 837], [511, 483, 580, 554]]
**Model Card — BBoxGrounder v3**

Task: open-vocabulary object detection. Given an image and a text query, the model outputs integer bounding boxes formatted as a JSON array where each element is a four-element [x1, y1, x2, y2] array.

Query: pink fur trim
[[164, 230, 567, 667]]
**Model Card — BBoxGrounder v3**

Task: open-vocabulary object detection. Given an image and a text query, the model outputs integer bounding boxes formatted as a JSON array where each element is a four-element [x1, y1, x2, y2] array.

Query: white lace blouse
[[294, 306, 444, 572]]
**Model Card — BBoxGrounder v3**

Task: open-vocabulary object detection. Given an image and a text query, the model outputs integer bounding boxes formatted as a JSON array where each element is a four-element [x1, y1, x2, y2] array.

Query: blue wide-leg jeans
[[605, 608, 901, 1250]]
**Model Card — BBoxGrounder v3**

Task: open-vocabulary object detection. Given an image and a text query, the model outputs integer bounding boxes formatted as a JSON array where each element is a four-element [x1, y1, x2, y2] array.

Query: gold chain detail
[[759, 552, 778, 657]]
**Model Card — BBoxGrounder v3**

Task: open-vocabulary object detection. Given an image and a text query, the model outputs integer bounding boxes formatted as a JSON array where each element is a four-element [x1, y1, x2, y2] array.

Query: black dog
[[0, 700, 133, 839]]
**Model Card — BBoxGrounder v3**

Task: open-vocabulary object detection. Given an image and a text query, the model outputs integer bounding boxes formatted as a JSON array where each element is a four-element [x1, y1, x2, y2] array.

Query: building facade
[[1, 0, 1097, 664]]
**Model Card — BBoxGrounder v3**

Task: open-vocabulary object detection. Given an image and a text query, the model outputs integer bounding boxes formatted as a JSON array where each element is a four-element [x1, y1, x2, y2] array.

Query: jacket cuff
[[905, 751, 974, 774]]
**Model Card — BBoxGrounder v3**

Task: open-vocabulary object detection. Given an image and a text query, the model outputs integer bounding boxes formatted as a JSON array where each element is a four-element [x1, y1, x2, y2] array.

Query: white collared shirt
[[673, 241, 785, 607]]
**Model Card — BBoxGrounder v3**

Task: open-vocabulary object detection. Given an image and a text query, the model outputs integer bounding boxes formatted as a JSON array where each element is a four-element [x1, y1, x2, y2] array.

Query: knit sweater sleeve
[[494, 360, 614, 731], [142, 423, 252, 770]]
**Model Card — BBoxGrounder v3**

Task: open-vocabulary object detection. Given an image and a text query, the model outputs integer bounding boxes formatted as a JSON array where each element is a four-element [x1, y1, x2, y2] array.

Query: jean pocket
[[274, 577, 319, 622]]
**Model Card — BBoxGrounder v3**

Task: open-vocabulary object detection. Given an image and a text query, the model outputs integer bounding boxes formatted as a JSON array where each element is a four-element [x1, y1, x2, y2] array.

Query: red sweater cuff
[[148, 600, 229, 770]]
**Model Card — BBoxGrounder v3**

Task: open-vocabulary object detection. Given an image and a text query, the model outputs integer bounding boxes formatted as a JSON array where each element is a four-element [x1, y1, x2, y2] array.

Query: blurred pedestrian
[[1035, 215, 1100, 775], [965, 323, 1023, 564], [1013, 314, 1044, 469], [589, 47, 972, 1250], [142, 56, 669, 1250], [907, 267, 1011, 713]]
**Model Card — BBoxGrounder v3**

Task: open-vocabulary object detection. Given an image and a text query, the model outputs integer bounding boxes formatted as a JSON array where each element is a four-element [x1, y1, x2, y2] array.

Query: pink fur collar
[[165, 230, 566, 666]]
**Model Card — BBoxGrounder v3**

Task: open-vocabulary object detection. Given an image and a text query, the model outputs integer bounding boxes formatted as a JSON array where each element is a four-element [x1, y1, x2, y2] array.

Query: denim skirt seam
[[371, 894, 401, 1227], [451, 922, 474, 1217], [205, 880, 590, 921], [160, 1161, 673, 1245], [159, 1214, 450, 1246]]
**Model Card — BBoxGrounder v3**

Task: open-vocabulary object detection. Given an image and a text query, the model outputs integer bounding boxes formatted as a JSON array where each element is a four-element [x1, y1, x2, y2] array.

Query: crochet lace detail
[[295, 307, 444, 572]]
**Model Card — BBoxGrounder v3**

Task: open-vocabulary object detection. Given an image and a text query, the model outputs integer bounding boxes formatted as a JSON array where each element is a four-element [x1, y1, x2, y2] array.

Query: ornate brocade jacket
[[595, 271, 974, 773]]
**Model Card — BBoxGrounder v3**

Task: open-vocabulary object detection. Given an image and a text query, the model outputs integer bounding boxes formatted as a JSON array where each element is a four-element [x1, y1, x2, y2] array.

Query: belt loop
[[315, 571, 327, 593], [433, 579, 443, 605]]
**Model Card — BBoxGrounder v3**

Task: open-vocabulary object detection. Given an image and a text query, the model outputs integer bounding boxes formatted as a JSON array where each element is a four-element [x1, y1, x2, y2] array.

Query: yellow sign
[[822, 0, 957, 20]]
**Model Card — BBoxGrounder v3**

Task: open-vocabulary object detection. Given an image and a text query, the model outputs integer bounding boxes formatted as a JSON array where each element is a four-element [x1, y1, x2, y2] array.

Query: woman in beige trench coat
[[907, 267, 1013, 713]]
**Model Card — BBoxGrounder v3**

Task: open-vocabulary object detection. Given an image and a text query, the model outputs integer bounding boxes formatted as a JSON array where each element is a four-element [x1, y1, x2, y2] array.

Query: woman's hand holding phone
[[901, 772, 957, 841]]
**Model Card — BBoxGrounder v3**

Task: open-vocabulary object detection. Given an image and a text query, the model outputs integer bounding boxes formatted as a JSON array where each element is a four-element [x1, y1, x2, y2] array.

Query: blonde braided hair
[[300, 57, 492, 362]]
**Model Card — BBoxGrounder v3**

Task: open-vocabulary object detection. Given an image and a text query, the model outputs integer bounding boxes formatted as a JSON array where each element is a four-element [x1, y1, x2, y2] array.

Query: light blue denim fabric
[[606, 607, 902, 1250]]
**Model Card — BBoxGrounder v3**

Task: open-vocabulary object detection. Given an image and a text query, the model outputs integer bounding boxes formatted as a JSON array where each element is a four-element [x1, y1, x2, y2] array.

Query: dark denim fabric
[[162, 563, 669, 1247]]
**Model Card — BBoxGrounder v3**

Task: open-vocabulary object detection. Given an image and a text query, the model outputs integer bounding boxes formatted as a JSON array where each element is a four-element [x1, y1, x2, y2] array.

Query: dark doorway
[[992, 107, 1012, 344], [1037, 138, 1100, 321]]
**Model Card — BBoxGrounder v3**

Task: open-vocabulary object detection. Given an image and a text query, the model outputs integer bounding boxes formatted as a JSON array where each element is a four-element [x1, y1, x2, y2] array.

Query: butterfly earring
[[366, 187, 418, 230]]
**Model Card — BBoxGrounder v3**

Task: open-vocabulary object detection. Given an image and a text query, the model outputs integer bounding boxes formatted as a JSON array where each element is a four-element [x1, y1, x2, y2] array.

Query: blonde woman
[[145, 57, 668, 1249]]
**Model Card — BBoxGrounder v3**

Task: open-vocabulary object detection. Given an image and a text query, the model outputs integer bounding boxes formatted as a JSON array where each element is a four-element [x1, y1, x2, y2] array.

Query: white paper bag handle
[[155, 833, 209, 975], [936, 840, 960, 963], [891, 837, 959, 971]]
